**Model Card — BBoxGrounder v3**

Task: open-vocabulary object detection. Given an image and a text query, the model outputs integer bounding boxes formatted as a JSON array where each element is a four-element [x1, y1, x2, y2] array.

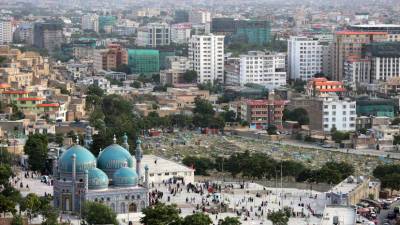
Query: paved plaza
[[12, 170, 327, 225]]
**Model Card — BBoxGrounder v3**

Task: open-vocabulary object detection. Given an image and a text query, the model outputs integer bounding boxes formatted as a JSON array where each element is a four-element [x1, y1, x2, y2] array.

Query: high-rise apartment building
[[188, 34, 225, 84], [288, 36, 324, 81], [238, 51, 286, 88], [33, 22, 64, 53], [331, 31, 387, 81], [171, 23, 192, 44], [136, 23, 170, 48], [0, 20, 12, 45], [189, 10, 211, 25], [233, 20, 271, 46], [127, 49, 159, 74], [94, 44, 128, 71], [82, 14, 99, 32], [13, 24, 33, 44]]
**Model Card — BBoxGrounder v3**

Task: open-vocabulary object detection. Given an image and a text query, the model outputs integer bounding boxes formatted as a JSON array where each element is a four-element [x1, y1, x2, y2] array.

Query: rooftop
[[141, 154, 194, 174], [321, 205, 356, 225], [329, 176, 366, 195]]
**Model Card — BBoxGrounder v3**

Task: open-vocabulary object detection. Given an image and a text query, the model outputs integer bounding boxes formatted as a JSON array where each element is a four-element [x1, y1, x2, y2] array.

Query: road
[[378, 200, 399, 225], [272, 139, 400, 160]]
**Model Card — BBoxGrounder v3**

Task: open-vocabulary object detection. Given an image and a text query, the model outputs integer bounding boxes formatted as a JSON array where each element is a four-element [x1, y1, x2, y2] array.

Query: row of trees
[[373, 164, 400, 194], [0, 149, 62, 225], [141, 203, 240, 225], [182, 151, 354, 185]]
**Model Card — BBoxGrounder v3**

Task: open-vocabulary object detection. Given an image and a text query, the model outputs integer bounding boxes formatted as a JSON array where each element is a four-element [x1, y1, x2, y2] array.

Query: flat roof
[[321, 205, 356, 225], [141, 154, 194, 174], [329, 176, 365, 195]]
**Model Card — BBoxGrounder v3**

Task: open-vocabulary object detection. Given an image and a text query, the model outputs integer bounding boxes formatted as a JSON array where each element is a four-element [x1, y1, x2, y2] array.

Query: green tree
[[220, 217, 241, 225], [183, 70, 197, 83], [283, 108, 309, 125], [141, 203, 181, 225], [0, 194, 16, 217], [267, 210, 289, 225], [82, 202, 118, 225], [391, 118, 400, 125], [0, 164, 13, 185], [394, 135, 400, 145], [183, 213, 212, 225], [381, 174, 400, 195], [267, 124, 278, 135], [194, 98, 214, 115], [24, 134, 48, 172], [182, 156, 214, 176], [11, 215, 24, 225], [292, 79, 306, 93], [20, 193, 41, 222], [131, 81, 142, 88]]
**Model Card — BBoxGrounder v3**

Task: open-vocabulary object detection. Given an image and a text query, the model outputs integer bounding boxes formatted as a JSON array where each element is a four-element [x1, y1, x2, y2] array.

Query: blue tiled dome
[[97, 144, 134, 177], [59, 145, 96, 175], [88, 168, 109, 190], [113, 167, 138, 187]]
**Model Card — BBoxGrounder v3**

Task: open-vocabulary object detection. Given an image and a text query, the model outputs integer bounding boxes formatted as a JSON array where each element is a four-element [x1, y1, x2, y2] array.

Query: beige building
[[332, 31, 387, 81], [327, 176, 380, 206]]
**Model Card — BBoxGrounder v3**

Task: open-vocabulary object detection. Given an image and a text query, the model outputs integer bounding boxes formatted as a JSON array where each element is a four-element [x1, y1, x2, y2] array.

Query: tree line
[[182, 151, 354, 185]]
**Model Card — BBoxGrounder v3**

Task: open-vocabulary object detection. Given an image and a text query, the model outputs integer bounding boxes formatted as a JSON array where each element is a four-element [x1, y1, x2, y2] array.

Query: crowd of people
[[147, 179, 325, 223]]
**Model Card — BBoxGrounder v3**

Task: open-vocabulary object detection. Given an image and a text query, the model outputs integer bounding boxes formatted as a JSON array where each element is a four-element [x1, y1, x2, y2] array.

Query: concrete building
[[344, 56, 371, 86], [288, 36, 324, 81], [127, 49, 159, 75], [321, 95, 356, 132], [240, 99, 287, 129], [238, 51, 286, 89], [160, 56, 191, 86], [0, 20, 13, 44], [288, 95, 356, 132], [136, 23, 170, 48], [81, 14, 99, 33], [94, 44, 128, 71], [348, 24, 400, 42], [188, 34, 224, 84], [332, 31, 387, 81], [171, 23, 192, 44], [306, 77, 346, 97], [141, 155, 194, 184], [326, 176, 380, 206], [33, 22, 64, 53], [189, 10, 211, 25], [320, 205, 357, 225], [364, 42, 400, 82], [13, 23, 33, 44]]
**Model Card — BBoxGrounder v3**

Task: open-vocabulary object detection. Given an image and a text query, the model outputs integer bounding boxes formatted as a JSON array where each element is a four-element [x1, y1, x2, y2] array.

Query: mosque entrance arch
[[121, 202, 126, 213], [129, 203, 137, 212]]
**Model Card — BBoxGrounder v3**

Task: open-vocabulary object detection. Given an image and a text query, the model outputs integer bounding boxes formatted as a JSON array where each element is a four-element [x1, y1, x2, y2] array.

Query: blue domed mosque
[[53, 128, 149, 214]]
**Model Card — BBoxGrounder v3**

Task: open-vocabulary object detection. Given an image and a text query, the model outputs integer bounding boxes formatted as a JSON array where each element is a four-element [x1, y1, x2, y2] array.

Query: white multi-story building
[[322, 95, 356, 132], [171, 23, 192, 44], [0, 20, 12, 44], [288, 36, 324, 81], [189, 10, 211, 25], [136, 23, 170, 48], [81, 14, 99, 33], [344, 57, 371, 85], [238, 51, 287, 89], [188, 34, 224, 84]]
